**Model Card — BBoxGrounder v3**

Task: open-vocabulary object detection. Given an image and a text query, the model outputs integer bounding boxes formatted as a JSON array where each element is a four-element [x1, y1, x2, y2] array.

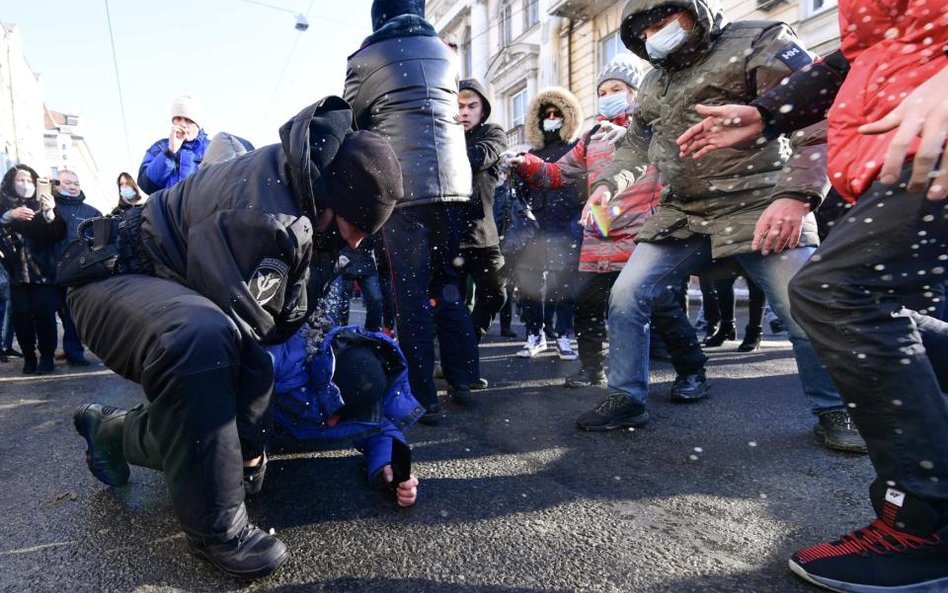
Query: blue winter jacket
[[52, 191, 102, 264], [267, 325, 423, 481], [137, 129, 209, 193]]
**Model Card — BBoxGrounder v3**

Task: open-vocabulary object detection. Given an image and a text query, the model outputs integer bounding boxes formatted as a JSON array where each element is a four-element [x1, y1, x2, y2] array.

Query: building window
[[510, 87, 528, 128], [501, 1, 514, 46], [523, 0, 539, 30], [600, 31, 627, 69], [804, 0, 837, 17]]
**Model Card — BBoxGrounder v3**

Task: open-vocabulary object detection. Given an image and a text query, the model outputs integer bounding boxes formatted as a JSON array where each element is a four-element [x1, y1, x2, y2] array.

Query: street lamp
[[235, 0, 310, 31]]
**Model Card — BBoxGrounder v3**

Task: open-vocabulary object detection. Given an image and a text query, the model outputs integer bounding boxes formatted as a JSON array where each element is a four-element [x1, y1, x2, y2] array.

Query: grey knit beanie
[[596, 53, 643, 91]]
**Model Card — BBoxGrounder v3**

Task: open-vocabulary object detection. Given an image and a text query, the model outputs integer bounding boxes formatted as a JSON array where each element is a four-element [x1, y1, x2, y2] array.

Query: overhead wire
[[103, 0, 133, 164], [261, 0, 316, 118]]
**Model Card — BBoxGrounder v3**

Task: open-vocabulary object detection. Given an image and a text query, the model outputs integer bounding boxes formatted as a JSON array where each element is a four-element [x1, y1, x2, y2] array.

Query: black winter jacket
[[461, 122, 506, 249], [53, 191, 102, 263], [344, 15, 471, 207], [0, 166, 66, 285], [138, 97, 352, 345]]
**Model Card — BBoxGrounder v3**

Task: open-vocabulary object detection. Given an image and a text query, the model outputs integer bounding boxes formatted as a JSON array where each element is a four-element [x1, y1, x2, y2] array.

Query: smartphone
[[36, 177, 52, 204], [390, 439, 412, 492]]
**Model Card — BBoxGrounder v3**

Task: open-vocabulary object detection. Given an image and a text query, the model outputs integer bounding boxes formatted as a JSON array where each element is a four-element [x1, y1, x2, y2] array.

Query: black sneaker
[[669, 372, 709, 402], [67, 357, 92, 367], [469, 378, 489, 391], [4, 347, 23, 358], [244, 453, 267, 496], [564, 368, 606, 389], [418, 403, 442, 426], [73, 403, 130, 486], [790, 521, 948, 593], [187, 523, 289, 580], [22, 357, 37, 375], [814, 410, 868, 453], [576, 393, 649, 431]]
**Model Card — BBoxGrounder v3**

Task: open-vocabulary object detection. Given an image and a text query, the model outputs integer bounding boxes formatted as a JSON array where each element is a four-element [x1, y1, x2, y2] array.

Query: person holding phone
[[0, 165, 66, 374]]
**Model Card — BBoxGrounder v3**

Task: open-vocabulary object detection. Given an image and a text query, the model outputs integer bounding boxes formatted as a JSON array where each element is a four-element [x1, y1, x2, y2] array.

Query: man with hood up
[[344, 0, 479, 421], [52, 170, 101, 367], [573, 0, 865, 453], [457, 79, 507, 347], [69, 96, 403, 579]]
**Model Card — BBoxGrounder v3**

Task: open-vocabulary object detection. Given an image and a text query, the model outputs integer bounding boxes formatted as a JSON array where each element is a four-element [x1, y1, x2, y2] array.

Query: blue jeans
[[58, 288, 85, 361], [607, 238, 843, 413], [333, 274, 384, 332]]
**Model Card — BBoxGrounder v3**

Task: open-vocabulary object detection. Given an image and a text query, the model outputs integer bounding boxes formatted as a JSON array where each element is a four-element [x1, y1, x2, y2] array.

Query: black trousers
[[382, 204, 478, 407], [574, 271, 706, 373], [789, 165, 948, 520], [460, 245, 506, 340], [69, 275, 273, 540], [10, 283, 60, 359]]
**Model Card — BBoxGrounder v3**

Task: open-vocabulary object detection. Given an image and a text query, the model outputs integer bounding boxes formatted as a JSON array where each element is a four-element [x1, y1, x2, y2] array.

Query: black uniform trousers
[[459, 244, 507, 340], [69, 275, 273, 540]]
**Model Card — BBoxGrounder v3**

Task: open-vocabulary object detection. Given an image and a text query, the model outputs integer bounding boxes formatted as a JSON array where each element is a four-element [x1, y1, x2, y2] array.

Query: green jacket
[[595, 0, 829, 258]]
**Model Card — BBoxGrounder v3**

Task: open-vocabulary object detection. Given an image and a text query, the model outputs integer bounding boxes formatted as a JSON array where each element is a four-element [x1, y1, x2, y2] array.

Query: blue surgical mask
[[645, 17, 690, 60], [599, 94, 630, 119], [58, 187, 79, 198], [543, 118, 564, 133], [120, 186, 138, 201]]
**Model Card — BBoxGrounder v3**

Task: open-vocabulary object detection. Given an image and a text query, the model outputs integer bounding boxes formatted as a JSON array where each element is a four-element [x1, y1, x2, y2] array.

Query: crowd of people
[[1, 0, 944, 590]]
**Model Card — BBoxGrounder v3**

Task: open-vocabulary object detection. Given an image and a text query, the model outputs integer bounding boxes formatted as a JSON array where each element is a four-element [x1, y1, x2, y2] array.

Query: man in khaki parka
[[575, 0, 865, 453]]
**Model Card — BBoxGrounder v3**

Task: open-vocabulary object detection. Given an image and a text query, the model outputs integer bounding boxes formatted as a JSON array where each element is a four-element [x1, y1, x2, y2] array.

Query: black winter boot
[[703, 321, 735, 347], [737, 325, 763, 352], [73, 403, 130, 486], [187, 522, 289, 580]]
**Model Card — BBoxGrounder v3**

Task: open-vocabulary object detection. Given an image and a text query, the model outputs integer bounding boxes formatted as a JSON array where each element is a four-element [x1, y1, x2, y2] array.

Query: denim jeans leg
[[738, 248, 845, 415], [607, 239, 711, 404], [360, 274, 384, 332]]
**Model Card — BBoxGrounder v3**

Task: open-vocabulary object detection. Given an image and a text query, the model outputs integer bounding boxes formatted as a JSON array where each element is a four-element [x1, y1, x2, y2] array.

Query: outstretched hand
[[858, 65, 948, 201], [590, 121, 628, 145], [677, 104, 764, 159], [752, 197, 810, 255]]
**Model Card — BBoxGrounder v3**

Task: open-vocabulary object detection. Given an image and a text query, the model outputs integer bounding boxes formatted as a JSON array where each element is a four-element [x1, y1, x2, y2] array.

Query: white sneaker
[[556, 335, 578, 360], [517, 334, 547, 358]]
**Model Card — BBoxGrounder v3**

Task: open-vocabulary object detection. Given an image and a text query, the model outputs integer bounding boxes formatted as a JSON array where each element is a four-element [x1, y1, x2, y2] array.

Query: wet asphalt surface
[[0, 310, 874, 593]]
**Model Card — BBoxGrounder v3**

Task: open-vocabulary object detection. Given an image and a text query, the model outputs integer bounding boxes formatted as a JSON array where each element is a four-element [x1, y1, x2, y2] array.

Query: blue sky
[[4, 0, 374, 186]]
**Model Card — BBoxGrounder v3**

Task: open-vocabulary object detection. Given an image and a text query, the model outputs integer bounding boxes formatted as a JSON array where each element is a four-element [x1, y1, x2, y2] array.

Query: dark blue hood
[[371, 0, 426, 31]]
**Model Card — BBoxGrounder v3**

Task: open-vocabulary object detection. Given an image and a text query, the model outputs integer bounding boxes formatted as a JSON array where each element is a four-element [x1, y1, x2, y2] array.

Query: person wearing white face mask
[[572, 0, 867, 456], [52, 170, 102, 367], [111, 172, 148, 216], [0, 164, 66, 374], [505, 55, 705, 390]]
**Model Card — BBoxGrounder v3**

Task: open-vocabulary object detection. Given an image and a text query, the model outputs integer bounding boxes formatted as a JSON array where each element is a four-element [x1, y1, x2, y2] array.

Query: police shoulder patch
[[249, 257, 289, 307], [776, 42, 812, 71]]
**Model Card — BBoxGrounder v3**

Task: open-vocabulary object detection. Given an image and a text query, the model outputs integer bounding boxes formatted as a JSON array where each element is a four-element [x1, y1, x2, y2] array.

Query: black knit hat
[[325, 130, 403, 235], [371, 0, 426, 31], [333, 345, 389, 421]]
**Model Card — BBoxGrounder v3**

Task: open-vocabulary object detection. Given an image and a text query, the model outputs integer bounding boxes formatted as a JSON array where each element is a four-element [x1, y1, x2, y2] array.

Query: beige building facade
[[0, 23, 48, 176], [430, 0, 841, 144]]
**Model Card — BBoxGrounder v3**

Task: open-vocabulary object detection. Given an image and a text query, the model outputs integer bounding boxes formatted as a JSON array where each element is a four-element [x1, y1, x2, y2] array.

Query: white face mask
[[543, 118, 564, 133], [15, 182, 35, 199], [645, 17, 690, 60], [599, 94, 630, 119]]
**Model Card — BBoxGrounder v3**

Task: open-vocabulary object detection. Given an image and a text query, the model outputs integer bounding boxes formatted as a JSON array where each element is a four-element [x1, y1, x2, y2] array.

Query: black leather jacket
[[344, 26, 471, 208]]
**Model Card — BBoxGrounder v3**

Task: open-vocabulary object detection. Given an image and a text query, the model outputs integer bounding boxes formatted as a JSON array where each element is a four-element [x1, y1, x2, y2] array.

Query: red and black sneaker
[[789, 487, 948, 592]]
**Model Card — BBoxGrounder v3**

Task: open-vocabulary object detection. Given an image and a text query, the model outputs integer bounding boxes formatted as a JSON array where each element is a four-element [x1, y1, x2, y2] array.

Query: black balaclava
[[371, 0, 426, 31]]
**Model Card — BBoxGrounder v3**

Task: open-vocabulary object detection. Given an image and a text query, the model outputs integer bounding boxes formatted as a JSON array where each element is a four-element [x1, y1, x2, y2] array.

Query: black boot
[[703, 321, 735, 347], [36, 355, 55, 375], [73, 403, 131, 486], [737, 325, 763, 352], [187, 522, 289, 580], [564, 367, 606, 388], [22, 355, 37, 375]]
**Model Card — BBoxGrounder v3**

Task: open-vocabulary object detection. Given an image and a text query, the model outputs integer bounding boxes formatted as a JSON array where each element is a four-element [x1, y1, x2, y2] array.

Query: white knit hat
[[170, 95, 202, 127]]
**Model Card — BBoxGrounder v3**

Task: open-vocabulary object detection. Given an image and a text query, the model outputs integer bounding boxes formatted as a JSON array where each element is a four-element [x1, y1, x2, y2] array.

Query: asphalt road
[[0, 312, 875, 593]]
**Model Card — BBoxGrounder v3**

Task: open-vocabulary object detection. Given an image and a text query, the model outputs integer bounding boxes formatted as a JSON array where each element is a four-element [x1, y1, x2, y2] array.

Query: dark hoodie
[[0, 165, 66, 284], [137, 97, 354, 345], [459, 79, 506, 249], [53, 189, 102, 262]]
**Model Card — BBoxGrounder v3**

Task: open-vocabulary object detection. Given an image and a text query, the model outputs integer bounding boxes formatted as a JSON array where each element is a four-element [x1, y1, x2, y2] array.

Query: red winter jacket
[[827, 0, 947, 201], [515, 112, 661, 273]]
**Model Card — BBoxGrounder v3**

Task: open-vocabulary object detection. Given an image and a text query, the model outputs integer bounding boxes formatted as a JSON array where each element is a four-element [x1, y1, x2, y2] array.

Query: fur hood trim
[[525, 86, 583, 149]]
